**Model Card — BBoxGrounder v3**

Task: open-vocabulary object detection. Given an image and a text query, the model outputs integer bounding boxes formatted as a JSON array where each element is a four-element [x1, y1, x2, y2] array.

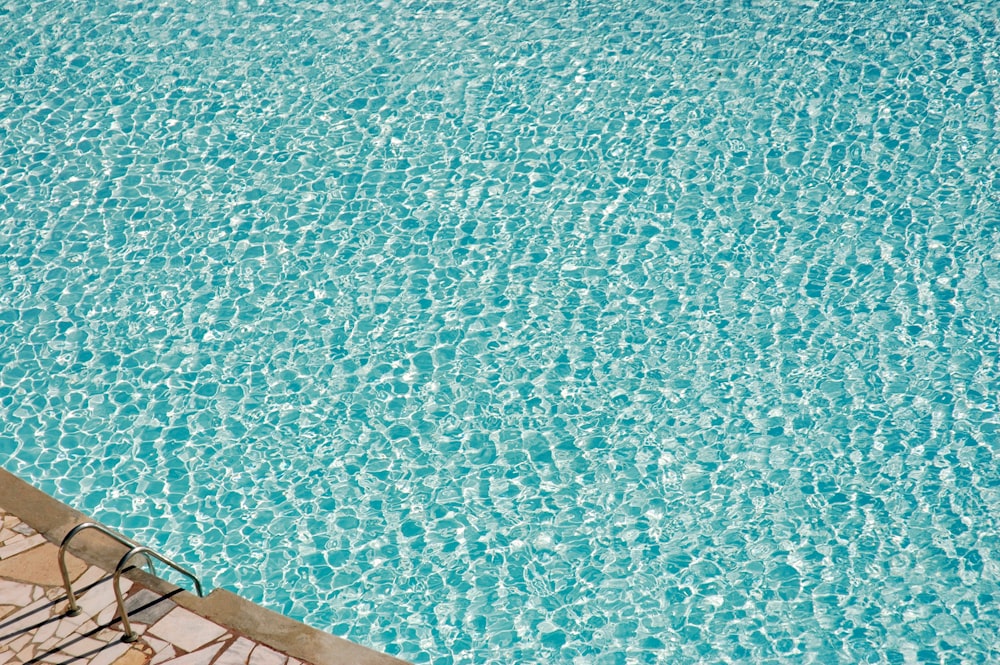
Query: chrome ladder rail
[[58, 522, 156, 617], [113, 546, 204, 642], [58, 522, 205, 643]]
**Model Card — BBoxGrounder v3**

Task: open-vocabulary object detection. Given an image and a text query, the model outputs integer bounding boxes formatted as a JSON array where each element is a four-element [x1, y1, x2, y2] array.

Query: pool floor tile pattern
[[0, 506, 310, 665]]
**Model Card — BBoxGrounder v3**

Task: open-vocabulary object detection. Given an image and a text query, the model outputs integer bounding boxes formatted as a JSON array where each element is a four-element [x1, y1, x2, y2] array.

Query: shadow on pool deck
[[0, 466, 409, 665]]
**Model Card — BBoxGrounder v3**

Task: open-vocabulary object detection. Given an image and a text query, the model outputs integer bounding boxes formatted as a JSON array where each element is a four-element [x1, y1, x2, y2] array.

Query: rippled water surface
[[3, 0, 1000, 662]]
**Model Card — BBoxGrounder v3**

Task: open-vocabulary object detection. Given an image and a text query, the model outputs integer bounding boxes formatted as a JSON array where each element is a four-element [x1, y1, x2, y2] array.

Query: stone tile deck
[[0, 505, 311, 665], [0, 468, 408, 665]]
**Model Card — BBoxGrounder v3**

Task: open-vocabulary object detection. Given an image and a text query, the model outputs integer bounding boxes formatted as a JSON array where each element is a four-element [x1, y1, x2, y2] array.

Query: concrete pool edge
[[0, 466, 409, 665]]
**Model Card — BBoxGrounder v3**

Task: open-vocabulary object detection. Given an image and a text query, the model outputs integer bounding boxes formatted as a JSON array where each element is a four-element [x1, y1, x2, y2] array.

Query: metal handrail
[[58, 522, 156, 617], [114, 545, 204, 643]]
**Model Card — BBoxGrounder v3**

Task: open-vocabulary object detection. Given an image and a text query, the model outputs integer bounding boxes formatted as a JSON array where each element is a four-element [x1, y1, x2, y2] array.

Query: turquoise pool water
[[2, 0, 1000, 662]]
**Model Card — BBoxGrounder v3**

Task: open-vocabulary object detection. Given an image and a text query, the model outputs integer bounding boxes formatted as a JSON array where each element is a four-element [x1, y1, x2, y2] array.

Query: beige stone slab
[[77, 576, 131, 619], [11, 522, 36, 536], [7, 631, 32, 654], [74, 564, 112, 592], [88, 642, 139, 665], [0, 531, 25, 549], [97, 596, 123, 625], [58, 635, 114, 657], [39, 631, 71, 653], [32, 608, 62, 645], [216, 636, 257, 664], [0, 602, 15, 619], [0, 533, 46, 559], [16, 643, 37, 662], [150, 645, 178, 665], [148, 606, 228, 653], [0, 577, 34, 605], [0, 595, 59, 635], [249, 644, 288, 665], [55, 612, 100, 639], [113, 646, 154, 665], [142, 635, 171, 654], [39, 650, 72, 664], [0, 541, 88, 586], [97, 625, 123, 641], [46, 585, 67, 601], [160, 643, 223, 665]]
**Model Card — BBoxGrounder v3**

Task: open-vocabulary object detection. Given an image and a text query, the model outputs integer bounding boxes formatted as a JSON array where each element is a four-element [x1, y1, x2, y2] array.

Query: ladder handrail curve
[[113, 545, 205, 642], [58, 522, 156, 616]]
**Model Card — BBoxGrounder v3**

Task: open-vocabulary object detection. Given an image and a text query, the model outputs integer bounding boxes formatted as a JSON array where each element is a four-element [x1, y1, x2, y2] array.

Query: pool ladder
[[58, 522, 205, 643]]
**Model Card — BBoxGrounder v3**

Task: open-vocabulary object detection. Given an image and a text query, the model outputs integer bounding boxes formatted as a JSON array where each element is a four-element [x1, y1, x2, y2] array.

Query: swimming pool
[[2, 0, 999, 661]]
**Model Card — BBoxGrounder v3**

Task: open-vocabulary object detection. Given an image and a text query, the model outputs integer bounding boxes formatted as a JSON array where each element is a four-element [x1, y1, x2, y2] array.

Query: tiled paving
[[0, 506, 311, 665]]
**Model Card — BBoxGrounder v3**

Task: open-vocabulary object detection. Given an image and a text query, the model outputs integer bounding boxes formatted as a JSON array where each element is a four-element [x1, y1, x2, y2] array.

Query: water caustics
[[2, 0, 1000, 662]]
